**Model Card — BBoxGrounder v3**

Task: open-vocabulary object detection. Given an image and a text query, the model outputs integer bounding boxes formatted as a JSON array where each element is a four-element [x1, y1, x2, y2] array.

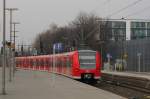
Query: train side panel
[[95, 51, 101, 79], [72, 51, 80, 79], [15, 50, 101, 80]]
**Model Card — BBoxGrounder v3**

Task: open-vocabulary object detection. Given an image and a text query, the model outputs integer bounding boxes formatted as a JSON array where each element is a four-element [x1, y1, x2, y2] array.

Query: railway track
[[92, 81, 150, 99], [82, 73, 150, 99], [101, 73, 150, 94]]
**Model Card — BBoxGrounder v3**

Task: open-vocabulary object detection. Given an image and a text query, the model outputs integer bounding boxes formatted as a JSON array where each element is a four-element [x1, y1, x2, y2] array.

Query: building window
[[131, 22, 146, 28], [131, 29, 146, 39], [131, 22, 146, 39], [112, 28, 126, 41], [147, 22, 150, 28], [147, 29, 150, 37], [147, 23, 150, 37], [111, 21, 126, 41]]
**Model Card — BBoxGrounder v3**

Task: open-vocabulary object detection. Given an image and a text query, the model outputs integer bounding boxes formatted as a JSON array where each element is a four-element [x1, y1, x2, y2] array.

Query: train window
[[60, 57, 63, 67], [47, 59, 49, 66], [26, 58, 28, 65], [50, 57, 53, 66], [78, 50, 96, 69], [39, 59, 41, 66], [45, 59, 49, 66], [30, 59, 33, 66], [63, 57, 67, 67], [66, 57, 71, 67], [62, 57, 65, 67], [57, 58, 61, 67], [57, 58, 60, 67], [36, 59, 39, 66], [16, 59, 19, 66], [49, 57, 53, 70], [32, 59, 36, 66], [41, 59, 44, 66], [40, 59, 42, 66], [18, 60, 20, 66], [59, 58, 61, 67], [55, 57, 58, 67]]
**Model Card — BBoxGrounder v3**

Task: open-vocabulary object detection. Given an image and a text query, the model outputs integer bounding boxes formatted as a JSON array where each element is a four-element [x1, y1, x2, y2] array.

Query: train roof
[[49, 51, 77, 57], [16, 50, 97, 58], [78, 50, 96, 53], [16, 51, 77, 58]]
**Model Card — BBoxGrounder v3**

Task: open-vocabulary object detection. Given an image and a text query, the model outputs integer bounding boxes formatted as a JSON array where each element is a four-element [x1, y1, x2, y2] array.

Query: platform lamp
[[2, 0, 6, 95]]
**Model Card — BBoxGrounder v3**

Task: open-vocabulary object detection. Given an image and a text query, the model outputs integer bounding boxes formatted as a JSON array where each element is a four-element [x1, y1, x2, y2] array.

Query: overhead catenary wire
[[107, 0, 144, 18], [124, 5, 150, 18]]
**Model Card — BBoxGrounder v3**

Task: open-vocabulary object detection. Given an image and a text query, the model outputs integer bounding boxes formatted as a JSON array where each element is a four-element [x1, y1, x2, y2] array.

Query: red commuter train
[[16, 50, 102, 80]]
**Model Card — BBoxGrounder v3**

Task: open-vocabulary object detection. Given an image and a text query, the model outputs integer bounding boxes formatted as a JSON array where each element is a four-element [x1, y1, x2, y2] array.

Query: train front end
[[72, 50, 101, 80]]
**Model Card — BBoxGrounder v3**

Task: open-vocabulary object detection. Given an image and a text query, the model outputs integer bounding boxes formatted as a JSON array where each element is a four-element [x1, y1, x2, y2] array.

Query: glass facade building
[[105, 20, 150, 41]]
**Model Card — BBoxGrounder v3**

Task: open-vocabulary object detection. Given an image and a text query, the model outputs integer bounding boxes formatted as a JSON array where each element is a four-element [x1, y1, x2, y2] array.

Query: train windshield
[[78, 50, 96, 69]]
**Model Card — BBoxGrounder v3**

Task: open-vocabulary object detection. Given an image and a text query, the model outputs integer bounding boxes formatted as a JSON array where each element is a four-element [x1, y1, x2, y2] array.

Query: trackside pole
[[13, 52, 15, 77], [52, 47, 56, 86], [137, 53, 141, 72]]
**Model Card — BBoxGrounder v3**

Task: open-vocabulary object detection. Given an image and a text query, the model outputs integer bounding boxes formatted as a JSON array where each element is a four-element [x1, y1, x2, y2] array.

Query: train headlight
[[75, 68, 79, 72], [84, 74, 92, 79]]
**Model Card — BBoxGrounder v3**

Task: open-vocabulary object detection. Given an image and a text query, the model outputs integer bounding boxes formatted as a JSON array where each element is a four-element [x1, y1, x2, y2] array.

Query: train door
[[66, 55, 71, 76], [15, 58, 17, 68], [26, 57, 29, 69], [23, 58, 26, 68], [40, 57, 44, 70], [29, 58, 32, 69], [45, 57, 49, 71], [35, 57, 38, 70], [49, 56, 52, 72], [62, 56, 66, 74]]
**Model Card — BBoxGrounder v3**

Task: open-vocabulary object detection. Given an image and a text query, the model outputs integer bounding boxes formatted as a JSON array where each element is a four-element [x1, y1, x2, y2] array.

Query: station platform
[[102, 70, 150, 80], [0, 69, 126, 99]]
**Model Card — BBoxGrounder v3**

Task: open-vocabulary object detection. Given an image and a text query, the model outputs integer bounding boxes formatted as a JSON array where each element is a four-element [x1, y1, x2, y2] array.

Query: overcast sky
[[0, 0, 150, 47]]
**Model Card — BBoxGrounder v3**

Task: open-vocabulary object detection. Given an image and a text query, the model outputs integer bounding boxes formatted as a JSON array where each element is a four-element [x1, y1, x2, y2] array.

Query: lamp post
[[6, 8, 18, 82], [12, 22, 20, 77], [2, 0, 6, 95], [12, 22, 20, 52], [6, 8, 18, 44]]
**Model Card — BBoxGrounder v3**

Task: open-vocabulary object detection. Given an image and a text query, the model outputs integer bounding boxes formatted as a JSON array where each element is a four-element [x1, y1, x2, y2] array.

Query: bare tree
[[32, 12, 111, 54]]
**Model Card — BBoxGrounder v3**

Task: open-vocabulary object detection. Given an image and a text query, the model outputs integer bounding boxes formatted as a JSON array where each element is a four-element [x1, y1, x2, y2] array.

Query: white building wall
[[126, 20, 131, 40]]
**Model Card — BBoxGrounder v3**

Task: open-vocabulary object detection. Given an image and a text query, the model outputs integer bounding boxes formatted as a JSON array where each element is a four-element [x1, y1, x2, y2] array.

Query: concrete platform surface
[[0, 69, 126, 99], [102, 70, 150, 80]]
